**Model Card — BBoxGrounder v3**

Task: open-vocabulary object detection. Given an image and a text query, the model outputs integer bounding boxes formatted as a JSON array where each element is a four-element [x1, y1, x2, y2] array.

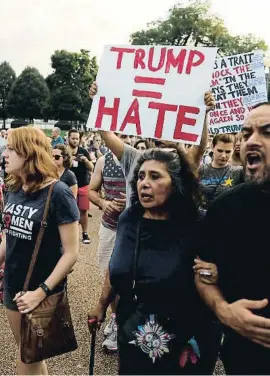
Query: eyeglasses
[[53, 155, 63, 160]]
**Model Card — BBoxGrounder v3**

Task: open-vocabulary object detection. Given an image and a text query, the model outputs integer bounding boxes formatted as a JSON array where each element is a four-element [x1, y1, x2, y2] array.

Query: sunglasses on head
[[53, 155, 63, 160]]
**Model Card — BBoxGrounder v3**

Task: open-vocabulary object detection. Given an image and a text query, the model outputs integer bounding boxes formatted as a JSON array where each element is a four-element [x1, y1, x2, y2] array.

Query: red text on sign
[[132, 76, 166, 100], [233, 64, 251, 75], [95, 96, 200, 142], [95, 97, 120, 131], [119, 99, 142, 135], [110, 46, 205, 74]]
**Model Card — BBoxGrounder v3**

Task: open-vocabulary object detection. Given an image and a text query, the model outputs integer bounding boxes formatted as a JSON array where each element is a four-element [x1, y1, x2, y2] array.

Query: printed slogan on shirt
[[3, 203, 38, 241]]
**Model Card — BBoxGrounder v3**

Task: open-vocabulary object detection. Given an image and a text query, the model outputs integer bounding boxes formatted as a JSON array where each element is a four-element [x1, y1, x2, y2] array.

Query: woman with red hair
[[1, 127, 80, 375]]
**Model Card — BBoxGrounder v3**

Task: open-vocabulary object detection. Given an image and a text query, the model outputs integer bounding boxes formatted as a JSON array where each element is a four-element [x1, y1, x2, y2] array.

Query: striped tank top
[[102, 152, 126, 231]]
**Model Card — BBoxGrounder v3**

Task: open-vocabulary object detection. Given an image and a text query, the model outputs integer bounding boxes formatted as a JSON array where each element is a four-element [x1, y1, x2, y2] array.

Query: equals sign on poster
[[132, 76, 166, 99]]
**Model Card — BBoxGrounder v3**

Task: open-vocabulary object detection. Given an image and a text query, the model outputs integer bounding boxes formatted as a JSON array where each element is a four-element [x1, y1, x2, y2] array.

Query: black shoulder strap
[[209, 165, 231, 202], [23, 182, 56, 291]]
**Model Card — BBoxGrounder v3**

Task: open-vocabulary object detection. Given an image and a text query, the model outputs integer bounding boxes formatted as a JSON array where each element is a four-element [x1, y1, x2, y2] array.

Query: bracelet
[[39, 282, 51, 296]]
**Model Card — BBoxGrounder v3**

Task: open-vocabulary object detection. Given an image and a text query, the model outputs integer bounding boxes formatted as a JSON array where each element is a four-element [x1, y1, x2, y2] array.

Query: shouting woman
[[89, 148, 217, 375]]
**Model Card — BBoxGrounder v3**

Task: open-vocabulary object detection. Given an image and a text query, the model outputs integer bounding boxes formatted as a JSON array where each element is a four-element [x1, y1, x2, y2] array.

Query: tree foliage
[[46, 49, 98, 125], [0, 62, 16, 128], [130, 0, 268, 56], [7, 67, 50, 123]]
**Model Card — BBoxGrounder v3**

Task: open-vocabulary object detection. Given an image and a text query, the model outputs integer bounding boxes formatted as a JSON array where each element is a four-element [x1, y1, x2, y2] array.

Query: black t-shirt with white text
[[70, 147, 91, 188], [3, 182, 80, 296]]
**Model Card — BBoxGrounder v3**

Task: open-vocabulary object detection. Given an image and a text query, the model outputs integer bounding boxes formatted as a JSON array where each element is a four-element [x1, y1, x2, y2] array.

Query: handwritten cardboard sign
[[209, 51, 267, 134], [87, 45, 217, 145]]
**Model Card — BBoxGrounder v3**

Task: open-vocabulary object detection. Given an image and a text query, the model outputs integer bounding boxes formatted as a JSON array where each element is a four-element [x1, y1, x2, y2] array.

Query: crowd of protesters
[[0, 79, 270, 375]]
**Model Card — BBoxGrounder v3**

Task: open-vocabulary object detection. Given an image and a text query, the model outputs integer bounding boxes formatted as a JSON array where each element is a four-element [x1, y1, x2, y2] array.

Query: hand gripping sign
[[87, 45, 217, 145]]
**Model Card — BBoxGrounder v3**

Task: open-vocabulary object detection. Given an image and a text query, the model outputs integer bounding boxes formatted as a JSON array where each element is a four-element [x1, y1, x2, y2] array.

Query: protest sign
[[209, 51, 267, 135], [87, 45, 217, 145]]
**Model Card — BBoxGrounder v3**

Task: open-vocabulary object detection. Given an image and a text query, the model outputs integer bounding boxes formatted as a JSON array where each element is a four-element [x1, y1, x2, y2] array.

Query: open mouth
[[246, 153, 262, 170], [140, 193, 153, 201]]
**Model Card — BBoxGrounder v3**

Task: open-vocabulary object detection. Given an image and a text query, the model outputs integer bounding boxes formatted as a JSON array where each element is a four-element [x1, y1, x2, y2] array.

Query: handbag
[[20, 182, 78, 364]]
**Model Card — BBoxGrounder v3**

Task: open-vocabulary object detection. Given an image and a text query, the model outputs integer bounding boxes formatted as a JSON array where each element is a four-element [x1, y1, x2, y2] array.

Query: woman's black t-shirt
[[109, 209, 197, 337], [60, 169, 77, 187], [3, 181, 80, 296]]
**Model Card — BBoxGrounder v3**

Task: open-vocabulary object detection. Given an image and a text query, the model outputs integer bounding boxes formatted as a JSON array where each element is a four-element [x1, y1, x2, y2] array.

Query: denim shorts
[[3, 288, 18, 311]]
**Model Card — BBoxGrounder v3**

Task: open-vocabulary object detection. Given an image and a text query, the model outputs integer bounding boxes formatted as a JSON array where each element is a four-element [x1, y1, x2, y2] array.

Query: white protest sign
[[87, 45, 217, 145], [209, 51, 267, 134]]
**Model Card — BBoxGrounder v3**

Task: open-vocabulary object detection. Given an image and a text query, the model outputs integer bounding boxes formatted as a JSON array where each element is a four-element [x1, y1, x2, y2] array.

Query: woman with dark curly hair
[[53, 144, 78, 198], [88, 147, 218, 375], [134, 139, 150, 153]]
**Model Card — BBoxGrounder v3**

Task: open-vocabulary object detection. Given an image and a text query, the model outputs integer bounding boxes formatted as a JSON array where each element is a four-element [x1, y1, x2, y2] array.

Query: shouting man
[[196, 102, 270, 374]]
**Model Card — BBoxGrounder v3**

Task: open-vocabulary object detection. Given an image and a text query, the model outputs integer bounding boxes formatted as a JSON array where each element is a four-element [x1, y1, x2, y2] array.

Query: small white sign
[[209, 51, 268, 134]]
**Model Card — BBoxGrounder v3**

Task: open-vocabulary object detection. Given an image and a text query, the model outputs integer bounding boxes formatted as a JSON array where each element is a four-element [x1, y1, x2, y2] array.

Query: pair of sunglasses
[[53, 155, 63, 160]]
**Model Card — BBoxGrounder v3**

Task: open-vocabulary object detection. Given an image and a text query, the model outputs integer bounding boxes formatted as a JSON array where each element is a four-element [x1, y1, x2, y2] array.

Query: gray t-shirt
[[120, 144, 140, 207], [199, 164, 243, 208]]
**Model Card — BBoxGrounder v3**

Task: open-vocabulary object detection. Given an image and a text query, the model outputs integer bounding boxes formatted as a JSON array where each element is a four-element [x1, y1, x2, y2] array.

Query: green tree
[[46, 49, 98, 126], [130, 0, 268, 56], [51, 86, 82, 121], [7, 67, 50, 123], [0, 62, 16, 128]]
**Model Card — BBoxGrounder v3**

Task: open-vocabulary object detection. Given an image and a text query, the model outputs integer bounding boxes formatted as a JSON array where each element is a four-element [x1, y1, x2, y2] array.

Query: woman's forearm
[[43, 252, 78, 291], [70, 184, 78, 199], [99, 269, 116, 309], [0, 234, 6, 265]]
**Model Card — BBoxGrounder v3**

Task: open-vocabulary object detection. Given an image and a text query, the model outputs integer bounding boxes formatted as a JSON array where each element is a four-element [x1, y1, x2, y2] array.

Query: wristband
[[39, 282, 51, 296]]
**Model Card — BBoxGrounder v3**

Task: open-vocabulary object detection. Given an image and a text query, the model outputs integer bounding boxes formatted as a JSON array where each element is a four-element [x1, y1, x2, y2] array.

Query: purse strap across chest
[[23, 182, 56, 291]]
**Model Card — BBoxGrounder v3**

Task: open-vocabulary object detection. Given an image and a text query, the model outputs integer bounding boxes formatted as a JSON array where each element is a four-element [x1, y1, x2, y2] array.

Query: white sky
[[1, 0, 269, 77]]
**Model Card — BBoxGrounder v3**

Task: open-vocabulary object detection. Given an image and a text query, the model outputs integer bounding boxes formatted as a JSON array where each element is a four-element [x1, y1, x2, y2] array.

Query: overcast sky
[[1, 0, 269, 77]]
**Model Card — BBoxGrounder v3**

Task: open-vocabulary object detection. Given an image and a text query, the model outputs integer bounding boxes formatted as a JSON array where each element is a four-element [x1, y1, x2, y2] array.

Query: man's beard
[[245, 164, 270, 184], [68, 142, 78, 149]]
